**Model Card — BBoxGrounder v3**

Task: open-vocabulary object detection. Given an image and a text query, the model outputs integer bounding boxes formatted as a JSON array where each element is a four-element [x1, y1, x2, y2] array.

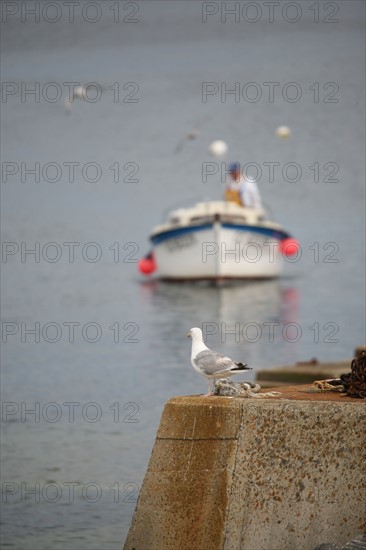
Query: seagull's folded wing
[[193, 349, 240, 376]]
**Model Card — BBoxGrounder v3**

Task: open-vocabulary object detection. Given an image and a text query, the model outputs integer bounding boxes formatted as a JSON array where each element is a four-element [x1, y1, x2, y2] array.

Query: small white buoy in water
[[208, 140, 228, 156], [276, 125, 291, 138]]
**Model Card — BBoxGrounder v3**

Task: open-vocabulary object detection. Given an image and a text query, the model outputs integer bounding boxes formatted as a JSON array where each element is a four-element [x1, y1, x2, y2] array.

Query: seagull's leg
[[203, 379, 212, 397]]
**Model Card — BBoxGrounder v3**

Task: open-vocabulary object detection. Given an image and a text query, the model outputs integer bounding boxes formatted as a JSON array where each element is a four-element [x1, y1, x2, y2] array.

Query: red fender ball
[[138, 255, 156, 275], [280, 238, 300, 257]]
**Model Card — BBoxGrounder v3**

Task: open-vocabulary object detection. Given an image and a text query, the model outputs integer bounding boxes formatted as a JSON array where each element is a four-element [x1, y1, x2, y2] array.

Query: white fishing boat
[[138, 200, 298, 281]]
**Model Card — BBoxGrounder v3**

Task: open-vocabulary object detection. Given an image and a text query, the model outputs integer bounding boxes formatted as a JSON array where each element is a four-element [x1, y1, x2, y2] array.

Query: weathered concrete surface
[[124, 386, 366, 550]]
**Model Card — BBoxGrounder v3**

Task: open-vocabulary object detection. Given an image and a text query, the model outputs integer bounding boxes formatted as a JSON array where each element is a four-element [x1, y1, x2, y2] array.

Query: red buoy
[[280, 238, 300, 257], [138, 253, 156, 275]]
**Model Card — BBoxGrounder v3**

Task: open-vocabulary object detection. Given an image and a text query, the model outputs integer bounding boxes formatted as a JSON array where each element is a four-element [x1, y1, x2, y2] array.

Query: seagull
[[64, 86, 85, 113], [174, 115, 210, 153], [187, 327, 251, 396], [64, 85, 106, 114]]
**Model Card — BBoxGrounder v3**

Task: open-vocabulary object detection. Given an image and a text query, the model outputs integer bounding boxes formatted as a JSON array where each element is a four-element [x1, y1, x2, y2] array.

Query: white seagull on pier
[[187, 327, 251, 396]]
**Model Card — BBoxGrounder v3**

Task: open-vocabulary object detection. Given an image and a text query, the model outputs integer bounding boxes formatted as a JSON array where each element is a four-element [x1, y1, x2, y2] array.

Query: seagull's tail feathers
[[233, 361, 251, 371]]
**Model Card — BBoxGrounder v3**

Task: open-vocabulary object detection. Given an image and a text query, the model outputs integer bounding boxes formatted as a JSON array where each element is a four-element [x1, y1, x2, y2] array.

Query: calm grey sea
[[1, 1, 365, 548]]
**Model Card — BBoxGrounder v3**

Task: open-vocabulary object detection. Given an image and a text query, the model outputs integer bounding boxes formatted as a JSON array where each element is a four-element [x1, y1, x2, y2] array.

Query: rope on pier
[[340, 350, 366, 398], [313, 350, 366, 398]]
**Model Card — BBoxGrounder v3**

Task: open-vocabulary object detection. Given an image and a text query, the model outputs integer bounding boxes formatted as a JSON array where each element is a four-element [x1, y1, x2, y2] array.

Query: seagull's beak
[[187, 331, 191, 338]]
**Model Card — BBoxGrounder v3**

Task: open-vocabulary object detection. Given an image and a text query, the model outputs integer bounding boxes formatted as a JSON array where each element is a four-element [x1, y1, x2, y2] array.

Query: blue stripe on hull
[[151, 223, 290, 245], [222, 223, 289, 240], [150, 224, 213, 245]]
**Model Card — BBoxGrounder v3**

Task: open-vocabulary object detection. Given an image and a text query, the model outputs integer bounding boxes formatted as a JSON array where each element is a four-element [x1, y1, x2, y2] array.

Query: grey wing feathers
[[194, 349, 248, 376]]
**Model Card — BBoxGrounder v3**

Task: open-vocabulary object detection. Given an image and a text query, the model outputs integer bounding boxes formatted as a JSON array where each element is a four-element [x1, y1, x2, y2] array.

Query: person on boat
[[225, 161, 263, 209]]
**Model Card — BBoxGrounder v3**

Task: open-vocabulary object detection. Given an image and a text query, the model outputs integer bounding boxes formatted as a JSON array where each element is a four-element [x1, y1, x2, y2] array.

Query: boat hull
[[151, 222, 287, 280]]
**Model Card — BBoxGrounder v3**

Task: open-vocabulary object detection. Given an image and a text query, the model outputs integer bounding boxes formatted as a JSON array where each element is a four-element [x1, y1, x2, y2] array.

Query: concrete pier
[[124, 386, 366, 550]]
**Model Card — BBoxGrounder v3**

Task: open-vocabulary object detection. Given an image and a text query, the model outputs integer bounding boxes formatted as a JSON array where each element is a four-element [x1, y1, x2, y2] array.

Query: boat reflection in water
[[139, 278, 300, 373]]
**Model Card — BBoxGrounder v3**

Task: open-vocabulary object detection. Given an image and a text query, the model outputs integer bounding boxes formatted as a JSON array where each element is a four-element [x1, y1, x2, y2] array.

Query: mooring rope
[[313, 350, 366, 398], [340, 350, 366, 398]]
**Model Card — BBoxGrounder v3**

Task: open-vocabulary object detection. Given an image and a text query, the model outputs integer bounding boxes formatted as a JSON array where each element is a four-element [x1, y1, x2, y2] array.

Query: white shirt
[[240, 175, 262, 209], [227, 175, 263, 209]]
